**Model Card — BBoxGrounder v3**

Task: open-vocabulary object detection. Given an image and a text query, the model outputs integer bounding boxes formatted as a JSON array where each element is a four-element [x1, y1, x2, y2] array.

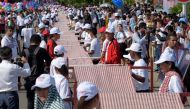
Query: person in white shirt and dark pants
[[87, 28, 101, 64], [0, 46, 31, 109]]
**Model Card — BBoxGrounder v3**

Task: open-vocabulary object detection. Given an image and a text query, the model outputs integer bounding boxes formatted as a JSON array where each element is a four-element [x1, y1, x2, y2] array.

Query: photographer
[[132, 23, 148, 59], [23, 34, 51, 109], [0, 46, 31, 109]]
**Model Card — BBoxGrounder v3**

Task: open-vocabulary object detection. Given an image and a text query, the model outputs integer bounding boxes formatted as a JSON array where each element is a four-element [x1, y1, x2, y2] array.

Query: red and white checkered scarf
[[159, 71, 183, 93]]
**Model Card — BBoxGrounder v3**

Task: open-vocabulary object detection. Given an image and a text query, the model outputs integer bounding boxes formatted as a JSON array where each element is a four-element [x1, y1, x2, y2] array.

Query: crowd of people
[[0, 3, 75, 109], [0, 1, 190, 109], [67, 2, 190, 100]]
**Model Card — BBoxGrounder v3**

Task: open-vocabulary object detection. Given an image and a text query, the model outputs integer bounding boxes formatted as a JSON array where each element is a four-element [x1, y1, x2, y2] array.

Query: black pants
[[92, 59, 100, 65], [93, 23, 98, 28], [18, 26, 24, 37], [119, 43, 127, 58], [26, 89, 35, 109], [0, 91, 19, 109]]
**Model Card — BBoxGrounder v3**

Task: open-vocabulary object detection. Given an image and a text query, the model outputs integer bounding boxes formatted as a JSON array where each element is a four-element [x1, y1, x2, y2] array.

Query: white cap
[[123, 54, 134, 62], [83, 24, 91, 29], [31, 74, 54, 90], [114, 13, 120, 17], [105, 28, 114, 33], [52, 57, 67, 69], [50, 27, 62, 35], [38, 23, 46, 29], [42, 16, 47, 21], [77, 81, 98, 101], [54, 45, 67, 55], [126, 43, 142, 52], [154, 51, 176, 64]]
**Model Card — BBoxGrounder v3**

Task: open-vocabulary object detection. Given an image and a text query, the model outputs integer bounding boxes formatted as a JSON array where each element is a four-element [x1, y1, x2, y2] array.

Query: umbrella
[[100, 3, 112, 8]]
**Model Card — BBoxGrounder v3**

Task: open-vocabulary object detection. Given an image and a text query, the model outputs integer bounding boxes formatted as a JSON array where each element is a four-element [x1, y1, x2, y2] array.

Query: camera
[[13, 57, 23, 67]]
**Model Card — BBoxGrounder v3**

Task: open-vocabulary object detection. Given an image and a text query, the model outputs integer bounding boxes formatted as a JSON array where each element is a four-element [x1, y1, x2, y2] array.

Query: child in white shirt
[[53, 61, 72, 109]]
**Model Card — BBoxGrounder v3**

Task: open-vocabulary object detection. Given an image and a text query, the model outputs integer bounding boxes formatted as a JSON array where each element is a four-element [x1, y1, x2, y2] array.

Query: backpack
[[24, 47, 40, 90]]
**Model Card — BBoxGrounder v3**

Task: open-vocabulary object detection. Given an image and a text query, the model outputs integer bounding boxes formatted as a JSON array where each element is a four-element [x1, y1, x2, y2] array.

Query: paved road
[[19, 90, 27, 109]]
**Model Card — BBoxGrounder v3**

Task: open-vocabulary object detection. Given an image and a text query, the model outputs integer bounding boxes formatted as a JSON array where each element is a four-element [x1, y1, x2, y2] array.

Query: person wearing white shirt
[[111, 13, 121, 33], [17, 14, 25, 37], [107, 17, 114, 29], [74, 18, 83, 35], [125, 26, 133, 47], [162, 35, 178, 66], [115, 27, 126, 43], [0, 46, 31, 109], [126, 43, 149, 92], [53, 60, 72, 109], [115, 24, 127, 64], [50, 45, 67, 76], [17, 14, 25, 27], [132, 26, 147, 58], [21, 22, 35, 49], [156, 35, 179, 81], [154, 49, 184, 93], [88, 28, 101, 64], [37, 32, 47, 50], [1, 27, 18, 60], [82, 24, 92, 51], [38, 23, 48, 49]]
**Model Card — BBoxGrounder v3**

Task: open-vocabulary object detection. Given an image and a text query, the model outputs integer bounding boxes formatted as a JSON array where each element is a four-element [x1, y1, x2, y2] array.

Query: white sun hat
[[154, 51, 176, 64], [52, 57, 67, 69], [77, 81, 99, 101], [126, 43, 142, 52], [54, 45, 67, 56], [50, 27, 62, 35], [38, 23, 46, 29], [31, 74, 55, 90]]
